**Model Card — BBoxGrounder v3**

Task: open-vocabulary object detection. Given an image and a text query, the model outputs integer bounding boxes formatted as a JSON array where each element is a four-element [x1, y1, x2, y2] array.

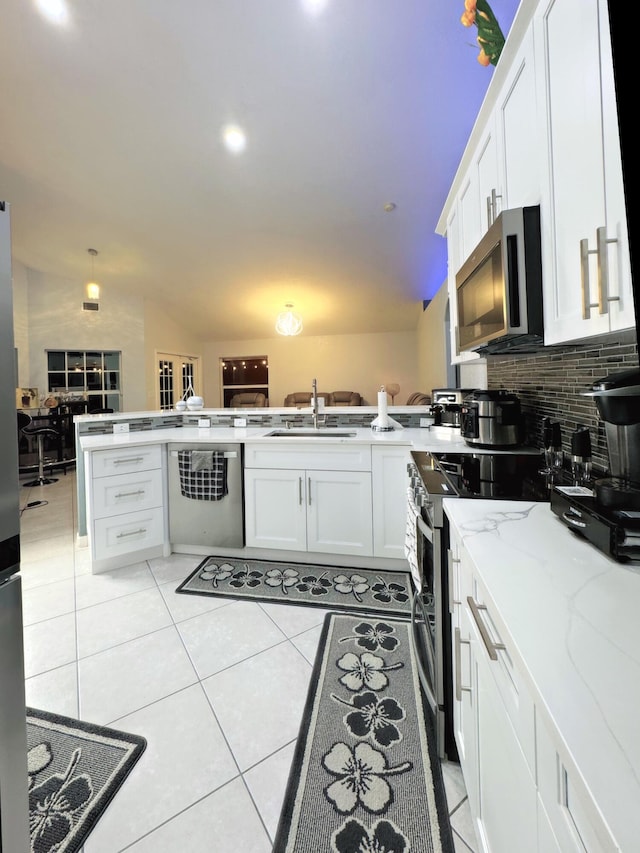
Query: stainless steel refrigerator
[[0, 202, 30, 850]]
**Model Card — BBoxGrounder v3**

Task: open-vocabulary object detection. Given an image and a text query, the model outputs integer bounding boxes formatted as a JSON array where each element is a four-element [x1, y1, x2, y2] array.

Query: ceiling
[[0, 0, 520, 340]]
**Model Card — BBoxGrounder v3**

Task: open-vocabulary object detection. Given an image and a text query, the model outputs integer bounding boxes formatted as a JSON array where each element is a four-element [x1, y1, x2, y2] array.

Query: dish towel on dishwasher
[[178, 450, 228, 500]]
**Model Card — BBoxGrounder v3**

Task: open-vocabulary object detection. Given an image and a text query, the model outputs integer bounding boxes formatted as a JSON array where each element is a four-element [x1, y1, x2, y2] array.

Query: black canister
[[571, 425, 592, 484]]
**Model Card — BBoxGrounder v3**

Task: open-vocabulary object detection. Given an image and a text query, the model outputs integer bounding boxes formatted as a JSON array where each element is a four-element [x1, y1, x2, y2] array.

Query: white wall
[[143, 301, 205, 411], [203, 330, 421, 408], [416, 282, 449, 397], [22, 267, 146, 410], [16, 262, 433, 411]]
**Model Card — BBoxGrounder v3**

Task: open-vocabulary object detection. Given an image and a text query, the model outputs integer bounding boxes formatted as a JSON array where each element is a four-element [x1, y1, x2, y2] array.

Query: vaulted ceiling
[[0, 0, 520, 340]]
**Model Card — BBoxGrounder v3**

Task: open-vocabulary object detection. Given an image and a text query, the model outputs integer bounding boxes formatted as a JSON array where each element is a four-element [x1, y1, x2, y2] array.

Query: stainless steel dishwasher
[[168, 443, 244, 548]]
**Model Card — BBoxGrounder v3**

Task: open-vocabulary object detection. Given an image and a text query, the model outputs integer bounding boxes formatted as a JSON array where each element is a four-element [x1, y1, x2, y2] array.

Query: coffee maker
[[588, 367, 640, 509], [430, 388, 475, 429], [550, 367, 640, 561]]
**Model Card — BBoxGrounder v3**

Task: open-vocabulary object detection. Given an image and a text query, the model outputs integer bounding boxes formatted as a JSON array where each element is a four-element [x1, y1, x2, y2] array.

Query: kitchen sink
[[266, 429, 357, 438]]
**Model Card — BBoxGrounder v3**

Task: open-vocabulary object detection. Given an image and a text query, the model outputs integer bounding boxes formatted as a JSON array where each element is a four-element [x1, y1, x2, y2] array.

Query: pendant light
[[85, 248, 100, 301], [275, 303, 303, 336]]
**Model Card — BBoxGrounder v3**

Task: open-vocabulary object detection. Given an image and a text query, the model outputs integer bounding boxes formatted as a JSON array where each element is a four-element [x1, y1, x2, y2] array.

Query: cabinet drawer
[[537, 712, 618, 853], [244, 442, 371, 471], [467, 580, 536, 777], [91, 468, 163, 519], [91, 444, 162, 477], [93, 507, 165, 560]]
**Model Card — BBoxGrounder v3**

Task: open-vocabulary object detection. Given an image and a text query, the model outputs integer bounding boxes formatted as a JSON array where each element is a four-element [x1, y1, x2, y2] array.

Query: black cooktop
[[420, 449, 564, 501]]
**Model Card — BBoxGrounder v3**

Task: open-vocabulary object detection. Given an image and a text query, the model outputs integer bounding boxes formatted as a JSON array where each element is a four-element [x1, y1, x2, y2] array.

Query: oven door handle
[[416, 514, 433, 544], [410, 590, 437, 714]]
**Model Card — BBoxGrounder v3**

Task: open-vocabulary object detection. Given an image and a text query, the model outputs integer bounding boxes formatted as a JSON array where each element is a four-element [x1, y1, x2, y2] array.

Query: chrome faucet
[[311, 378, 319, 429]]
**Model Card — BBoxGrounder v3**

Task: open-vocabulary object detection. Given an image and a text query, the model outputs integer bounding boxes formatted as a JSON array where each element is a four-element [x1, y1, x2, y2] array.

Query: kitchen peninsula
[[75, 405, 446, 572]]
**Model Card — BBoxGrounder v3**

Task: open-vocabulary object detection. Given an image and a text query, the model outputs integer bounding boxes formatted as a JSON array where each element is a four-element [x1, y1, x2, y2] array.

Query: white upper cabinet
[[438, 4, 540, 364], [535, 0, 633, 344], [439, 0, 632, 356], [498, 26, 540, 211]]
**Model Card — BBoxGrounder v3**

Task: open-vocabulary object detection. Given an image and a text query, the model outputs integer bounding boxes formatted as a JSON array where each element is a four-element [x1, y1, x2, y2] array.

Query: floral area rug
[[26, 708, 146, 853], [273, 613, 454, 853], [176, 557, 413, 617]]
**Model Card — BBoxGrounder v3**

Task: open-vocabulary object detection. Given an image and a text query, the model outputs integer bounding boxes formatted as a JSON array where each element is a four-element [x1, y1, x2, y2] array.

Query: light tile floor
[[19, 470, 479, 852]]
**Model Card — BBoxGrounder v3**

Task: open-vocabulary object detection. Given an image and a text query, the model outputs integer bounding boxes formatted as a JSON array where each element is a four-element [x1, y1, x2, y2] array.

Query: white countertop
[[78, 424, 471, 453], [444, 498, 640, 851]]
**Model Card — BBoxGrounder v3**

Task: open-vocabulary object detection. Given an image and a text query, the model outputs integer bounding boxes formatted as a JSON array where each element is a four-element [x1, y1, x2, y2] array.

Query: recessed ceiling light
[[222, 124, 247, 154], [35, 0, 69, 25]]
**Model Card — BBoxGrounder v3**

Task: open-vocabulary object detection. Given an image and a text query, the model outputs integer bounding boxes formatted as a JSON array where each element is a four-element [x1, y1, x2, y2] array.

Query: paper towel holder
[[371, 385, 395, 432]]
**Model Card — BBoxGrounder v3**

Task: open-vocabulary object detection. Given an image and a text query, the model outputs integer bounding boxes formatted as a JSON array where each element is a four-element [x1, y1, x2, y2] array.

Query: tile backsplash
[[486, 330, 638, 473]]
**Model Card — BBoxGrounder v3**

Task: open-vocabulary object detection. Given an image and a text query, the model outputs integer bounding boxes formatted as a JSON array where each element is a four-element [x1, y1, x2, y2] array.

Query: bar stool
[[19, 413, 60, 486]]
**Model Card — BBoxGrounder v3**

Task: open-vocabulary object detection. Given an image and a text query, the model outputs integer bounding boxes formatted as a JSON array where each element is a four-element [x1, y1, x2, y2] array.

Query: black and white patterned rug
[[26, 708, 146, 853], [176, 557, 414, 617], [273, 613, 454, 852]]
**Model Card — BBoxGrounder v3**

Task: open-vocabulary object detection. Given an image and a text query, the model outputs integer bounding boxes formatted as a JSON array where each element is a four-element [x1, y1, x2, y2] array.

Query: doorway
[[156, 353, 202, 410]]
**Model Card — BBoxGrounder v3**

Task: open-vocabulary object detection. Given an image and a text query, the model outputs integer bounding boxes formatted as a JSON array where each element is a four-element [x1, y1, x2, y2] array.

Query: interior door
[[156, 353, 201, 410]]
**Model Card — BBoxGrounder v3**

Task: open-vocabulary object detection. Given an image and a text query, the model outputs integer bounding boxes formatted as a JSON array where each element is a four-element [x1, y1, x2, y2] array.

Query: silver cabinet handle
[[486, 188, 502, 226], [308, 476, 312, 506], [454, 627, 472, 702], [115, 490, 146, 498], [298, 476, 303, 506], [580, 226, 619, 318], [596, 225, 619, 315], [580, 238, 595, 319], [467, 596, 506, 661], [116, 528, 147, 538], [447, 549, 461, 612], [112, 456, 144, 465]]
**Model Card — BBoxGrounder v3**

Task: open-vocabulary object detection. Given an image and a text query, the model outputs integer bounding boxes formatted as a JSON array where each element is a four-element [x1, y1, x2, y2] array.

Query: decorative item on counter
[[571, 425, 592, 485], [460, 0, 506, 67], [179, 378, 204, 411], [371, 386, 404, 432], [386, 383, 400, 405], [186, 395, 204, 411]]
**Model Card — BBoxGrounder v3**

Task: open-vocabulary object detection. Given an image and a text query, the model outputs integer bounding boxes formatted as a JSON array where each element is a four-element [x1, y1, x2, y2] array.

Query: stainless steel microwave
[[455, 205, 543, 354]]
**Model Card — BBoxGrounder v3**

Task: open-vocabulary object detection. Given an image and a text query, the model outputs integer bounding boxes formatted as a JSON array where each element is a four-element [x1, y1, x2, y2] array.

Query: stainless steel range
[[406, 447, 550, 760]]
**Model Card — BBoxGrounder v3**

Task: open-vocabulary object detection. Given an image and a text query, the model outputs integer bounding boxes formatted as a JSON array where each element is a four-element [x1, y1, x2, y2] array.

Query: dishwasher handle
[[170, 450, 238, 458]]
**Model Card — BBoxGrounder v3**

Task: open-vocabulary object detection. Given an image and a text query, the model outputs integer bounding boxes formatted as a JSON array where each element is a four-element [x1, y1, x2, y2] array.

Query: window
[[47, 350, 122, 412], [220, 356, 269, 407]]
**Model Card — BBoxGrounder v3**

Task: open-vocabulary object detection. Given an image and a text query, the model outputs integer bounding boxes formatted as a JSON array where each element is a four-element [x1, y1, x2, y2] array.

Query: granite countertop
[[443, 498, 640, 851]]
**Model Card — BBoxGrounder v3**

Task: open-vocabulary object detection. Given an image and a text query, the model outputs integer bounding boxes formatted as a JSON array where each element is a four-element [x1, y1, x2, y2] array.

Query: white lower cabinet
[[243, 443, 374, 557], [448, 512, 618, 853], [472, 600, 538, 853], [459, 581, 537, 853], [536, 710, 618, 853], [85, 444, 168, 572], [450, 538, 478, 815], [371, 445, 410, 559]]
